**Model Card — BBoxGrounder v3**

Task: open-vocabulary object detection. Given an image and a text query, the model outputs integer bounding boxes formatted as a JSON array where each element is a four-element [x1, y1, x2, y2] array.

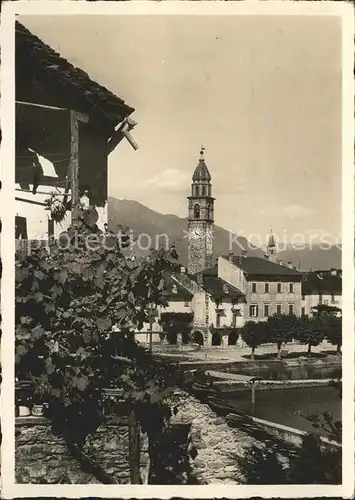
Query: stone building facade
[[187, 148, 215, 275], [301, 268, 342, 317]]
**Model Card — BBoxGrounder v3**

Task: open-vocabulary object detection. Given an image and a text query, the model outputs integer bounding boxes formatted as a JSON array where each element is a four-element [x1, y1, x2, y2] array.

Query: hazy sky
[[20, 15, 342, 243]]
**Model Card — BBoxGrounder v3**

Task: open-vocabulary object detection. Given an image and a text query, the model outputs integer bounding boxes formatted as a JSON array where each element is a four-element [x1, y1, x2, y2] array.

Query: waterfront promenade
[[156, 340, 339, 363]]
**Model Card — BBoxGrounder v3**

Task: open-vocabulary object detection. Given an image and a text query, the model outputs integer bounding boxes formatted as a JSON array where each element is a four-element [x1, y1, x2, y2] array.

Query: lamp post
[[246, 376, 264, 416]]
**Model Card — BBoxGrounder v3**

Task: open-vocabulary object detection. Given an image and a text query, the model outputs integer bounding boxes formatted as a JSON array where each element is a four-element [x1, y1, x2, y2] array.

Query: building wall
[[15, 186, 71, 240], [302, 292, 342, 316], [160, 299, 192, 314], [208, 297, 244, 329], [217, 257, 248, 294], [243, 280, 302, 322], [191, 290, 208, 329], [15, 187, 107, 240]]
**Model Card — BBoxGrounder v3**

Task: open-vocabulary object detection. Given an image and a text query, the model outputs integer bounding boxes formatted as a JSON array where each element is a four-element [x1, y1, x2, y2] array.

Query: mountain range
[[108, 197, 341, 271]]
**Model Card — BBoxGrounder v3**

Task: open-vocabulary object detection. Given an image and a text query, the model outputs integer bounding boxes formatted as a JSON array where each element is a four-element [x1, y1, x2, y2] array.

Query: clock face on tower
[[190, 227, 202, 239]]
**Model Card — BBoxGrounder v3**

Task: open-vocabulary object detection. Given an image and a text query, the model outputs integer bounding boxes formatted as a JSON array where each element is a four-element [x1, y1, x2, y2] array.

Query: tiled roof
[[193, 266, 245, 299], [302, 271, 342, 294], [16, 22, 134, 127], [223, 255, 303, 278], [192, 158, 211, 182], [162, 271, 193, 301], [202, 276, 245, 299]]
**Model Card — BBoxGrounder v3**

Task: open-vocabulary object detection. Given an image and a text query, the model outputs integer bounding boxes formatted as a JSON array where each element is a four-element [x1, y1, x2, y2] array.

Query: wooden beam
[[15, 188, 67, 196], [16, 100, 68, 112], [107, 117, 138, 154], [69, 110, 89, 224], [70, 110, 80, 224]]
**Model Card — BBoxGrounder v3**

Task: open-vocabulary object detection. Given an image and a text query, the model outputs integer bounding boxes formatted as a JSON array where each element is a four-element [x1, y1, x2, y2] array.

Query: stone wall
[[167, 389, 261, 484], [15, 417, 149, 484], [16, 420, 97, 484]]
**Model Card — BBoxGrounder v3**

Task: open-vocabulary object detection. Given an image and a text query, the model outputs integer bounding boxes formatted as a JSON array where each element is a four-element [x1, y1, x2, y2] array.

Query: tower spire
[[266, 228, 277, 262]]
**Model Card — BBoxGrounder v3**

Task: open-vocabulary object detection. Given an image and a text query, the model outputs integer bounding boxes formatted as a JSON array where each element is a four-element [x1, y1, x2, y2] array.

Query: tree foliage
[[266, 314, 298, 359], [15, 214, 185, 481], [325, 316, 342, 353], [241, 321, 267, 360], [293, 316, 326, 355]]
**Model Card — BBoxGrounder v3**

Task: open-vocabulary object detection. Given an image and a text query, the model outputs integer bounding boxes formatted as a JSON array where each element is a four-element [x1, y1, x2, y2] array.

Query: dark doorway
[[167, 331, 177, 344], [212, 332, 221, 346], [193, 331, 204, 346], [228, 330, 239, 346]]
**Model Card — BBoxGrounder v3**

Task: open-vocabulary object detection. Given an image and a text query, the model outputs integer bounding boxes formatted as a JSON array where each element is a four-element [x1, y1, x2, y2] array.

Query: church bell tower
[[187, 148, 215, 274]]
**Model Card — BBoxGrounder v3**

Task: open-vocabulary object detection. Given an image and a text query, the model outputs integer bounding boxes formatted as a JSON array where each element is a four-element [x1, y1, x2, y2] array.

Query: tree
[[293, 315, 325, 356], [266, 314, 297, 360], [325, 316, 342, 354], [15, 213, 187, 483], [241, 321, 267, 361]]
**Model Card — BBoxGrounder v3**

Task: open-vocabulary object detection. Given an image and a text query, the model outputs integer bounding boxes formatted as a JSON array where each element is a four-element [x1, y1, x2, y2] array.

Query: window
[[193, 204, 200, 219], [277, 283, 282, 293], [276, 304, 282, 315], [301, 307, 305, 316], [216, 313, 221, 327], [331, 293, 335, 303], [288, 304, 294, 315], [319, 292, 323, 304], [302, 294, 305, 301], [251, 283, 257, 293], [289, 283, 294, 294], [264, 304, 270, 317], [250, 305, 258, 317], [265, 283, 269, 294], [184, 300, 190, 307]]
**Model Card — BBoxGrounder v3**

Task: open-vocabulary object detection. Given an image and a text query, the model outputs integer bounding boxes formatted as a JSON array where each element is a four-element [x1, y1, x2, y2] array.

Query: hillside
[[108, 197, 341, 270], [108, 197, 264, 265]]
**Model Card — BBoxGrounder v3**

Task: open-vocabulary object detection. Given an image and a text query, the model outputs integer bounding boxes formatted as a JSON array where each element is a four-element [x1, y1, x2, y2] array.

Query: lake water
[[229, 362, 341, 381], [224, 386, 341, 436]]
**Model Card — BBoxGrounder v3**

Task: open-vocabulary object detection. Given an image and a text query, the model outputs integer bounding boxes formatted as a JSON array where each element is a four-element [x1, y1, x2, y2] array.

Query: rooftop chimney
[[287, 261, 293, 269], [264, 254, 269, 260], [181, 266, 186, 274], [228, 251, 234, 262], [241, 250, 247, 258]]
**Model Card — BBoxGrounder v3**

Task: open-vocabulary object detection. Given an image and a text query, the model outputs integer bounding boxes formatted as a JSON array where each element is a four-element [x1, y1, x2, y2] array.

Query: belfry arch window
[[194, 203, 200, 219], [202, 185, 206, 196], [207, 203, 212, 219]]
